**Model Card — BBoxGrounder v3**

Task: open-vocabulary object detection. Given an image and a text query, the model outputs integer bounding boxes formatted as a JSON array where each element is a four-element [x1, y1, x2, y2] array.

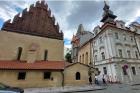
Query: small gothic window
[[131, 67, 136, 75], [18, 72, 26, 80], [76, 72, 80, 80], [44, 72, 51, 79], [17, 47, 22, 60], [44, 50, 48, 61]]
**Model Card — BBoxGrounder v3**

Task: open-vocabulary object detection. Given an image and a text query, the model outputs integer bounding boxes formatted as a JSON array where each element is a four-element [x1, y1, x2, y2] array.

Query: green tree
[[65, 52, 72, 63]]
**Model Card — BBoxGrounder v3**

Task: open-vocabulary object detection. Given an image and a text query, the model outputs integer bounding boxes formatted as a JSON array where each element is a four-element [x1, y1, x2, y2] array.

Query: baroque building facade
[[93, 2, 140, 83], [0, 1, 94, 88], [72, 1, 140, 84]]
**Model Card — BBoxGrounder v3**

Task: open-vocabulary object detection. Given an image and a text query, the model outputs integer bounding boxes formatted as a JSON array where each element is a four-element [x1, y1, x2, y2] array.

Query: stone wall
[[0, 31, 64, 61], [64, 63, 92, 86], [0, 70, 63, 88]]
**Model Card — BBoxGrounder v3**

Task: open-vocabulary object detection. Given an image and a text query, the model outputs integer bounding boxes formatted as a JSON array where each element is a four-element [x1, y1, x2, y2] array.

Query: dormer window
[[95, 30, 98, 35], [120, 24, 123, 28]]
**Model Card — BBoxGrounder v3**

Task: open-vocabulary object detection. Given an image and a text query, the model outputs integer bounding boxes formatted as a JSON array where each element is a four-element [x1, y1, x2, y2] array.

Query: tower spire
[[104, 0, 108, 6], [101, 0, 117, 23]]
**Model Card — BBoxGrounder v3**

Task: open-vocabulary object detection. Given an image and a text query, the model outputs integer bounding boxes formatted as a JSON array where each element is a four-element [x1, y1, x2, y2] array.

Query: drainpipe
[[61, 70, 64, 87], [89, 38, 94, 79]]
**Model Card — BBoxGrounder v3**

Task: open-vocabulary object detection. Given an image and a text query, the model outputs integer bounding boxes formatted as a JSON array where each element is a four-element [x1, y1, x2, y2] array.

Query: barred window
[[44, 72, 51, 79], [18, 72, 26, 80]]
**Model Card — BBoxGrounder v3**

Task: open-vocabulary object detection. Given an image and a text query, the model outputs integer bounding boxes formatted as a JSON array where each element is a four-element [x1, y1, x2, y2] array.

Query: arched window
[[44, 50, 48, 61], [82, 54, 84, 63], [101, 52, 105, 60], [17, 47, 22, 60], [85, 52, 88, 64], [79, 55, 81, 63], [76, 72, 80, 80]]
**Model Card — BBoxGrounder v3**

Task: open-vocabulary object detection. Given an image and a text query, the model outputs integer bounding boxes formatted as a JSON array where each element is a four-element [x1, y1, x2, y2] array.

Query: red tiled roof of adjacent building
[[0, 60, 71, 70]]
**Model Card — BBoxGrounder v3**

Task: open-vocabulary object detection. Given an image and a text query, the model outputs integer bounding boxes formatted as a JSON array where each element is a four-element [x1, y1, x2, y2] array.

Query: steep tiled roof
[[0, 60, 71, 70]]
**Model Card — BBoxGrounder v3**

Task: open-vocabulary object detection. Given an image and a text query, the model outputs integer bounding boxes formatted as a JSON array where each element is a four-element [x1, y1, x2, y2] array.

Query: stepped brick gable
[[1, 1, 63, 40]]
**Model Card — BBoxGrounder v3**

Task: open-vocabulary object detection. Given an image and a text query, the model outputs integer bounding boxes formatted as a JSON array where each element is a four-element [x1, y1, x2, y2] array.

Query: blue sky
[[0, 19, 4, 29], [0, 0, 140, 48]]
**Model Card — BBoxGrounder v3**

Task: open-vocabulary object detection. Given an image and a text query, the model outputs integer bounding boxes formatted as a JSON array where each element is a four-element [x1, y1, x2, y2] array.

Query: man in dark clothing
[[102, 75, 107, 85], [89, 76, 92, 85]]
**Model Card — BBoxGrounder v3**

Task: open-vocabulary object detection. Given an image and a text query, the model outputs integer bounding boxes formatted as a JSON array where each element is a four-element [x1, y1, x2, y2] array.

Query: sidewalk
[[24, 85, 106, 93], [131, 83, 140, 86]]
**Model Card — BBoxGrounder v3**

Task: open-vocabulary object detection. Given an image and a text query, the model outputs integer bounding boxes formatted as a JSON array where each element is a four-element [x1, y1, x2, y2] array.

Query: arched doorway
[[76, 72, 80, 80]]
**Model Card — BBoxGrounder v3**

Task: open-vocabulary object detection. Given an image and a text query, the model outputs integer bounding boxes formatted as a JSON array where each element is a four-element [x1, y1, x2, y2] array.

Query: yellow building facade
[[78, 39, 93, 65], [0, 70, 63, 88]]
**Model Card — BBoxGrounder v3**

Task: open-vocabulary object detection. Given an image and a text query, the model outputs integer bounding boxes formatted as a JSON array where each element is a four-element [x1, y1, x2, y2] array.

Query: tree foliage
[[65, 52, 72, 63]]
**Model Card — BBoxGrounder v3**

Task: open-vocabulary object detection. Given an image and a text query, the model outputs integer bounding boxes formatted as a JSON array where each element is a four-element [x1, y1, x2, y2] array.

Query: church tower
[[101, 1, 117, 23]]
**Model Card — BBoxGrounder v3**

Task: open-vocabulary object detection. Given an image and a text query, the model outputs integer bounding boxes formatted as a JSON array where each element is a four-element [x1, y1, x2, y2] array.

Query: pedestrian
[[89, 76, 92, 85], [102, 74, 107, 85], [95, 75, 99, 85]]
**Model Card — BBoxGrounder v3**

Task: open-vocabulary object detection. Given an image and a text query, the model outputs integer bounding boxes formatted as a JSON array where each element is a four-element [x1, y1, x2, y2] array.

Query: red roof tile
[[0, 60, 71, 70]]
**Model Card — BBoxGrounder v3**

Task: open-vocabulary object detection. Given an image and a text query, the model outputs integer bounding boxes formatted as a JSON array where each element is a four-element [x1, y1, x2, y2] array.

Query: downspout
[[61, 70, 64, 87], [89, 38, 93, 77], [61, 61, 66, 87]]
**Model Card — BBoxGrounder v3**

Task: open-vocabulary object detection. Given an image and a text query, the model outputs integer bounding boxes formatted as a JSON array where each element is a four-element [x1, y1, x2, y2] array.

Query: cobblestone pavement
[[76, 84, 140, 93], [24, 84, 140, 93], [24, 85, 105, 93]]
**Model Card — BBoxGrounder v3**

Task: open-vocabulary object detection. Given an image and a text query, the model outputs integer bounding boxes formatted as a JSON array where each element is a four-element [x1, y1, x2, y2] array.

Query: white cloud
[[65, 44, 72, 48], [0, 4, 18, 21]]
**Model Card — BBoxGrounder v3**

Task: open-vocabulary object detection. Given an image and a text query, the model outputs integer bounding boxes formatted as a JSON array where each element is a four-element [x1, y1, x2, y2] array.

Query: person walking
[[89, 76, 92, 85], [102, 74, 107, 85], [95, 75, 99, 85]]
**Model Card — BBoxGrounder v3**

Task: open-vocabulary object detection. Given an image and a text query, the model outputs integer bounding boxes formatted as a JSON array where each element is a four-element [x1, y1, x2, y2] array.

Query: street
[[76, 84, 140, 93], [24, 84, 140, 93]]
